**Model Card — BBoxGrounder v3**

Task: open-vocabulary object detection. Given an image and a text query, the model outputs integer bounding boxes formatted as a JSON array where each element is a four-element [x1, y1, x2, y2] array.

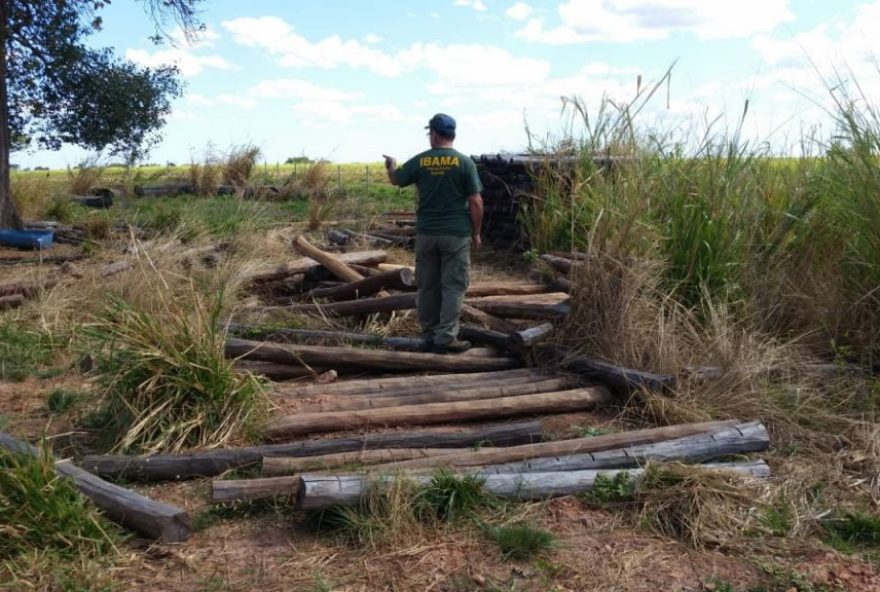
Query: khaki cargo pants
[[414, 234, 471, 347]]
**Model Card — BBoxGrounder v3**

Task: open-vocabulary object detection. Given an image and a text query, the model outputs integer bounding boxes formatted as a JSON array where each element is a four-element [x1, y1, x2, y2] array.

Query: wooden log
[[468, 300, 570, 320], [0, 432, 191, 542], [293, 235, 365, 283], [284, 293, 416, 317], [469, 293, 570, 305], [100, 260, 131, 278], [247, 250, 388, 283], [81, 420, 544, 481], [382, 420, 739, 471], [296, 460, 771, 509], [0, 294, 25, 309], [227, 337, 520, 374], [226, 324, 385, 346], [551, 275, 573, 293], [308, 267, 415, 300], [327, 229, 350, 246], [262, 448, 454, 475], [274, 368, 544, 398], [0, 279, 57, 298], [376, 263, 414, 273], [477, 422, 769, 474], [459, 325, 515, 352], [233, 361, 319, 380], [539, 253, 575, 274], [0, 254, 89, 266], [212, 475, 299, 503], [306, 376, 586, 412], [265, 386, 610, 439], [534, 344, 675, 393], [465, 282, 551, 297], [347, 263, 384, 277], [461, 304, 518, 332], [511, 323, 555, 348]]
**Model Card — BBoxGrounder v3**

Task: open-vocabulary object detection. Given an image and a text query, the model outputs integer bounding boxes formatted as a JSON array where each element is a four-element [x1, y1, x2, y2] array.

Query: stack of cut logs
[[0, 278, 57, 310], [0, 232, 771, 545]]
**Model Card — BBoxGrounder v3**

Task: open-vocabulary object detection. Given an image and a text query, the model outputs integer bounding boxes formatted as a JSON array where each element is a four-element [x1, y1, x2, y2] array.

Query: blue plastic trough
[[0, 229, 55, 250]]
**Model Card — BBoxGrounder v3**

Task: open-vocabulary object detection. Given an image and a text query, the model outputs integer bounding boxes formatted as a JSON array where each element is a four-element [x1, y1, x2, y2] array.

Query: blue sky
[[13, 0, 880, 169]]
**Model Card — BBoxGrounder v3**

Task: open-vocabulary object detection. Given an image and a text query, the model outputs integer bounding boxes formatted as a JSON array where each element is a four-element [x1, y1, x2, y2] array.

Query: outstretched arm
[[382, 154, 398, 186], [467, 193, 483, 250]]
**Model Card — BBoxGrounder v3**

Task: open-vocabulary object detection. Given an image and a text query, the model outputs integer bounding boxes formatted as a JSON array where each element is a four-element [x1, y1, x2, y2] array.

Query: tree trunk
[[227, 337, 520, 374], [380, 420, 738, 471], [468, 300, 570, 320], [534, 343, 676, 393], [284, 292, 417, 316], [459, 325, 515, 352], [0, 293, 23, 309], [0, 432, 191, 542], [264, 386, 610, 439], [296, 460, 771, 509], [80, 420, 544, 481], [0, 4, 22, 230]]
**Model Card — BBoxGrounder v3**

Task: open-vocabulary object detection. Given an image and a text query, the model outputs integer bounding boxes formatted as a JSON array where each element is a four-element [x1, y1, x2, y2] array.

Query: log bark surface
[[212, 475, 299, 503], [308, 267, 415, 300], [0, 279, 56, 297], [285, 293, 416, 316], [80, 420, 544, 481], [261, 448, 454, 475], [535, 343, 676, 392], [0, 294, 24, 309], [265, 386, 610, 439], [0, 432, 191, 542]]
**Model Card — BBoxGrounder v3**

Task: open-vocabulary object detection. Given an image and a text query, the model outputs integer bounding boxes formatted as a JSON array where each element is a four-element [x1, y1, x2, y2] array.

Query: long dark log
[[469, 300, 570, 320], [296, 460, 771, 509], [284, 293, 416, 317], [461, 304, 518, 332], [465, 282, 551, 297], [539, 254, 575, 275], [0, 254, 88, 266], [308, 267, 415, 300], [227, 337, 520, 374], [459, 325, 515, 352], [212, 476, 299, 503], [81, 420, 544, 481], [233, 361, 319, 380], [383, 420, 738, 471], [274, 368, 545, 398], [264, 387, 610, 439], [226, 324, 385, 346], [248, 250, 388, 283], [535, 343, 676, 393], [0, 432, 191, 542], [304, 376, 585, 412], [0, 279, 57, 297], [551, 275, 573, 293]]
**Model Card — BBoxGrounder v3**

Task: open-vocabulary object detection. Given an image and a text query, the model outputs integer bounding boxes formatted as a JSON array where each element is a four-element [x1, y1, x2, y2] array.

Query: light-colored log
[[512, 323, 555, 347], [296, 460, 771, 509], [264, 386, 610, 439], [293, 235, 365, 283]]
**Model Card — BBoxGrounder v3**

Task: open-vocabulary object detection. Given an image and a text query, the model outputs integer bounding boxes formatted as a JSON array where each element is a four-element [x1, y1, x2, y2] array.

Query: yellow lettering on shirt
[[419, 155, 460, 173]]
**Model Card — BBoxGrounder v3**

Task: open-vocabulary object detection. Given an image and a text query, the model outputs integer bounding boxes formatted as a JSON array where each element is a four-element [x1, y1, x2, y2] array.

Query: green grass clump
[[483, 522, 557, 561], [0, 444, 120, 563], [86, 292, 266, 453], [0, 320, 60, 382], [45, 389, 83, 414], [823, 511, 880, 549], [412, 470, 496, 523], [582, 471, 636, 505]]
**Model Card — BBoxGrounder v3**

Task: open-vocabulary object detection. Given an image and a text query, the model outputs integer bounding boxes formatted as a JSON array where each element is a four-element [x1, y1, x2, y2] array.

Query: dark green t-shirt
[[394, 148, 482, 237]]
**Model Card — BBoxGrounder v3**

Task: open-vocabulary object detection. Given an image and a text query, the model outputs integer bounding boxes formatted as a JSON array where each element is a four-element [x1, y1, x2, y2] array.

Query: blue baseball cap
[[426, 113, 456, 136]]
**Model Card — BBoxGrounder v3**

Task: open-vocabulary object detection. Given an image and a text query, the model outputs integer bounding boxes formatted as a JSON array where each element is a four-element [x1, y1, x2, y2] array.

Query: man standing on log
[[383, 113, 484, 354]]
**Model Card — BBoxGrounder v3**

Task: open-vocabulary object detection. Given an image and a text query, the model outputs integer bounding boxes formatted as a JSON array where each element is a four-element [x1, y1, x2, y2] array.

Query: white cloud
[[517, 0, 794, 44], [125, 47, 234, 76], [216, 95, 258, 109], [455, 0, 488, 11], [363, 33, 383, 44], [291, 102, 406, 126], [222, 16, 401, 77], [168, 26, 221, 48], [505, 2, 533, 21], [399, 43, 551, 88], [249, 79, 360, 102]]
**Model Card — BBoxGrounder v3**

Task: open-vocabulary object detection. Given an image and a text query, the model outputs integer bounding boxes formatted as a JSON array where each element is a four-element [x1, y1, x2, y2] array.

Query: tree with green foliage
[[0, 0, 204, 229]]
